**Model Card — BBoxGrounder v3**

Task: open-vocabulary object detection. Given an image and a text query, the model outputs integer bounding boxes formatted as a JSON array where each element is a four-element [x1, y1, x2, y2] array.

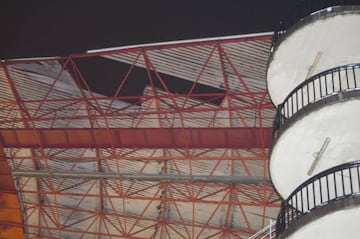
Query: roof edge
[[86, 32, 273, 54]]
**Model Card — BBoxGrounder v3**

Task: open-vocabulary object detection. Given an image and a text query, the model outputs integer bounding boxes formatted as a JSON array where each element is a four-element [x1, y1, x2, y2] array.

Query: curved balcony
[[267, 4, 360, 106], [272, 0, 360, 49], [276, 161, 360, 238], [273, 63, 360, 137]]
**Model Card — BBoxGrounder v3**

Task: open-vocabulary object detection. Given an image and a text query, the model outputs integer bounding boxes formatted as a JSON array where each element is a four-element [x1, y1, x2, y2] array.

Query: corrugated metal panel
[[101, 37, 272, 93]]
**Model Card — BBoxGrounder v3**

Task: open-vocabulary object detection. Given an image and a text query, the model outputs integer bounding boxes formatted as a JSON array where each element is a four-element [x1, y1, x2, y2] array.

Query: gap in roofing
[[71, 57, 225, 105]]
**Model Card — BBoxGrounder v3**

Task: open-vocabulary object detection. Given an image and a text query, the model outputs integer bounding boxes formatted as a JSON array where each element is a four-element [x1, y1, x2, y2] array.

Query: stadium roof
[[0, 32, 280, 238]]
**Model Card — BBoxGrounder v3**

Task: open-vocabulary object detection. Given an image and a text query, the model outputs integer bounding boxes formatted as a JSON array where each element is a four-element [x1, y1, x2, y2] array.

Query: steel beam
[[0, 127, 272, 149], [0, 145, 24, 239], [12, 170, 271, 186]]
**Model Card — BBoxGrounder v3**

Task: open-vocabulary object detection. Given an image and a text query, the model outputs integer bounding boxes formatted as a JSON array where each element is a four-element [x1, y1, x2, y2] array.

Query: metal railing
[[272, 0, 359, 48], [273, 63, 360, 135], [249, 220, 276, 239], [276, 160, 360, 237]]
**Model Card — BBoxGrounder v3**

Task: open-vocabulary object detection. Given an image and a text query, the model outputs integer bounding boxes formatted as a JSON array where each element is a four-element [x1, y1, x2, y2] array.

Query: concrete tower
[[267, 2, 360, 238]]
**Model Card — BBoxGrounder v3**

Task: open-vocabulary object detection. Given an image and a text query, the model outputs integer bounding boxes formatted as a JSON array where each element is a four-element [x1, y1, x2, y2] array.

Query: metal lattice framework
[[0, 32, 280, 238]]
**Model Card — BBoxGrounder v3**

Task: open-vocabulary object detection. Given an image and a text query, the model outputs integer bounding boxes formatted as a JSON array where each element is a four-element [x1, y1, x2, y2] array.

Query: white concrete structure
[[271, 97, 360, 198], [268, 6, 360, 105], [267, 4, 360, 238]]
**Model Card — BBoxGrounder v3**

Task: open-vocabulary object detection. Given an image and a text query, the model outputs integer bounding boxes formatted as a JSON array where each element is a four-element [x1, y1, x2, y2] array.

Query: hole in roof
[[71, 56, 225, 105]]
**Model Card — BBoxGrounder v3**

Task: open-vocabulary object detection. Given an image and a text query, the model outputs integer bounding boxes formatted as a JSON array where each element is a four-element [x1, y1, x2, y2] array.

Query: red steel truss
[[0, 33, 280, 239]]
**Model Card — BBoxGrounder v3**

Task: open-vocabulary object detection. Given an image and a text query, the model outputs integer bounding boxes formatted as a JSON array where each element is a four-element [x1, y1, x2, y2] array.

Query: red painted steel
[[0, 145, 24, 239], [0, 127, 272, 149]]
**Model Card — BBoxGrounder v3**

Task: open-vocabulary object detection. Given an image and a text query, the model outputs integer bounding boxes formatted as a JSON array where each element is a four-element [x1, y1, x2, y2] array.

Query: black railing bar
[[306, 83, 309, 108], [324, 75, 327, 95], [349, 167, 353, 194], [319, 76, 323, 98], [319, 178, 323, 203], [334, 172, 338, 198], [306, 184, 310, 211], [312, 80, 315, 103], [312, 181, 316, 209], [301, 87, 304, 109], [326, 175, 330, 202]]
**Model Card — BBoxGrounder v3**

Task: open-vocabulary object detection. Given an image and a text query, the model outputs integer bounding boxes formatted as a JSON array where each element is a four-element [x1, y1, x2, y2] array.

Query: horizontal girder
[[0, 127, 272, 149], [12, 170, 272, 186]]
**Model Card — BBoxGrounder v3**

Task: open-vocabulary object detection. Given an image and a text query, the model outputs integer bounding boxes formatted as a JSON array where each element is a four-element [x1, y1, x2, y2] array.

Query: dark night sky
[[1, 1, 295, 59]]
